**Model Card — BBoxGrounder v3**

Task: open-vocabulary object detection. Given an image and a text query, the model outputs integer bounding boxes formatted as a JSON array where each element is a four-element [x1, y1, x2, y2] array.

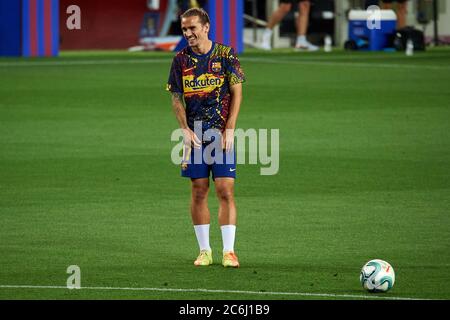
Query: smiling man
[[166, 8, 245, 267]]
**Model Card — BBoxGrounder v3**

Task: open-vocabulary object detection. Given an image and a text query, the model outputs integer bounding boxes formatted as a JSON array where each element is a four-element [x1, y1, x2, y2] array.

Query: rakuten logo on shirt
[[183, 74, 224, 94]]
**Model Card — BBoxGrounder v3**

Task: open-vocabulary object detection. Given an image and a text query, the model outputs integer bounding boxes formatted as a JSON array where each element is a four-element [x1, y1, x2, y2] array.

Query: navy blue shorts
[[181, 143, 236, 180]]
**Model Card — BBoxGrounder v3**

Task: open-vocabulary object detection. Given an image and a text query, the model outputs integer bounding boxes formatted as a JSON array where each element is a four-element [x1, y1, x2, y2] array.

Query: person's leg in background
[[294, 0, 319, 51], [396, 0, 408, 29], [260, 1, 293, 50], [381, 0, 408, 29]]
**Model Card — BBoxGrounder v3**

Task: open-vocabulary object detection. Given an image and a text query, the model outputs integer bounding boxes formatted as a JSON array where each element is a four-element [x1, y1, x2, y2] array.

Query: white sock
[[262, 28, 273, 43], [194, 224, 211, 252], [297, 35, 307, 44], [221, 225, 236, 253]]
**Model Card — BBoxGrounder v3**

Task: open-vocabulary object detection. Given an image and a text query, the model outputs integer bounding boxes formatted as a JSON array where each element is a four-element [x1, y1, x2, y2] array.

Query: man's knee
[[398, 2, 408, 13], [299, 1, 311, 15], [216, 187, 234, 202], [279, 3, 292, 14], [192, 183, 209, 202]]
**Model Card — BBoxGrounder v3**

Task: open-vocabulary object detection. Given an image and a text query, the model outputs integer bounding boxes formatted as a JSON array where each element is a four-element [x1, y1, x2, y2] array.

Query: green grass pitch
[[0, 48, 449, 300]]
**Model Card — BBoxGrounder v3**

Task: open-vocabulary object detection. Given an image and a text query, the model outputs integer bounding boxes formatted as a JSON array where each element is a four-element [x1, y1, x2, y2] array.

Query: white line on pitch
[[241, 57, 450, 70], [0, 59, 172, 67], [0, 284, 428, 300], [0, 57, 448, 71]]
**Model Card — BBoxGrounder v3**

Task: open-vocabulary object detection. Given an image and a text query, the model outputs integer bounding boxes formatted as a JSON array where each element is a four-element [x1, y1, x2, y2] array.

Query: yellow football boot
[[222, 251, 240, 268], [194, 250, 213, 266]]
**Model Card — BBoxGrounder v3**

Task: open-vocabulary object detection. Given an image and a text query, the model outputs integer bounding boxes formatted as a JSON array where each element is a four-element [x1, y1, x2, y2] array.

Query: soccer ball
[[360, 259, 395, 293]]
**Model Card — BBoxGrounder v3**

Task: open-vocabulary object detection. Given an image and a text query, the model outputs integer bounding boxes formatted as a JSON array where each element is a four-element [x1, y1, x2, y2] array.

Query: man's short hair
[[181, 8, 210, 26]]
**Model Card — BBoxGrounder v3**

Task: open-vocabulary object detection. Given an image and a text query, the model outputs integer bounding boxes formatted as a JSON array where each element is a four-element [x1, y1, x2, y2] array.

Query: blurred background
[[243, 0, 449, 49], [1, 0, 449, 56]]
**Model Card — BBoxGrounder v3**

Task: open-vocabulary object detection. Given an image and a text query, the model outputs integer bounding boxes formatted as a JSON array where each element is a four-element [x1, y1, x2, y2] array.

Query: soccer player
[[166, 8, 245, 267], [259, 0, 318, 51]]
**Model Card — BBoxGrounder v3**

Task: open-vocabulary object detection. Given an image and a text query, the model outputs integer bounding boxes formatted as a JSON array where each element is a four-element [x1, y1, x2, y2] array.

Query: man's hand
[[222, 128, 235, 153], [183, 128, 201, 149]]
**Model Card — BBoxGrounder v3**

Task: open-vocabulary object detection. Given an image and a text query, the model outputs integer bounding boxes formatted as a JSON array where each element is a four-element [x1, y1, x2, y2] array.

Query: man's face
[[181, 16, 209, 48]]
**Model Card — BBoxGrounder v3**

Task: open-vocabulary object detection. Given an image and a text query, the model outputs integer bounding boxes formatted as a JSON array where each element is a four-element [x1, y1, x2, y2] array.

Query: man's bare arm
[[171, 92, 201, 148], [223, 83, 243, 152], [171, 92, 188, 129], [226, 83, 243, 130]]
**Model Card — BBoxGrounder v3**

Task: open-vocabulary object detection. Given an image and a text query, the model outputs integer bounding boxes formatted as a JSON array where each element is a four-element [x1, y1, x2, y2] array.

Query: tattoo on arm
[[171, 92, 184, 105], [171, 92, 188, 129]]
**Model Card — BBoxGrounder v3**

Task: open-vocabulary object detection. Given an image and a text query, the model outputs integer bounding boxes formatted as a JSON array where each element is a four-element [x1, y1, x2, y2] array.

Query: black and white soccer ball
[[360, 259, 395, 293]]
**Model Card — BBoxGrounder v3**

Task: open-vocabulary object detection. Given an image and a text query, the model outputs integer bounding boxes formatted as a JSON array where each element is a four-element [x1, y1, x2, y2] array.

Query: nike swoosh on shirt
[[229, 168, 236, 172]]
